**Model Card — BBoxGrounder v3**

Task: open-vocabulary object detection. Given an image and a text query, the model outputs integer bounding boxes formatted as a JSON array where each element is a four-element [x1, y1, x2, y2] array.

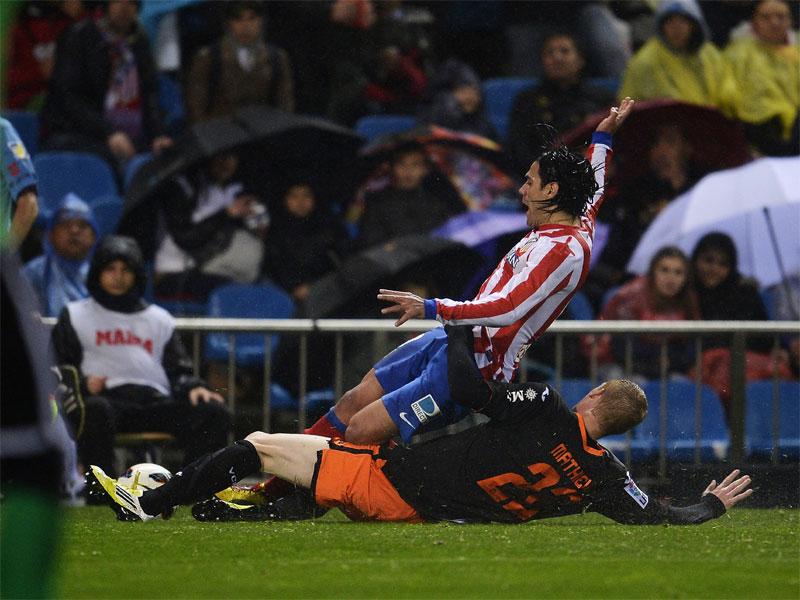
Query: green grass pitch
[[56, 507, 798, 599]]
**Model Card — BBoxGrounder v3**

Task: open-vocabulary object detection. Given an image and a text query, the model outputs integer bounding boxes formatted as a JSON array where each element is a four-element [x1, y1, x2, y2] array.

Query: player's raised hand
[[702, 469, 753, 509], [377, 289, 425, 327], [595, 97, 634, 135]]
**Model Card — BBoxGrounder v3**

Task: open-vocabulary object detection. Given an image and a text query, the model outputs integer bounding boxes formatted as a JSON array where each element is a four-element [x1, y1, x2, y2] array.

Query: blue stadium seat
[[746, 380, 800, 460], [90, 195, 124, 238], [33, 152, 119, 218], [205, 283, 295, 366], [568, 291, 594, 320], [2, 110, 40, 156], [123, 152, 153, 192], [354, 115, 417, 142], [158, 74, 186, 134], [587, 77, 620, 97], [481, 77, 537, 142], [642, 381, 729, 462], [269, 383, 299, 411]]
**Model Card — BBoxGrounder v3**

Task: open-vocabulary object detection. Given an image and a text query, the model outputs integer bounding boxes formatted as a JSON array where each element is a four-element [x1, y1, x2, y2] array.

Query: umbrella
[[432, 210, 528, 248], [120, 107, 364, 254], [350, 125, 519, 221], [627, 157, 800, 288], [304, 234, 484, 318], [561, 100, 751, 187]]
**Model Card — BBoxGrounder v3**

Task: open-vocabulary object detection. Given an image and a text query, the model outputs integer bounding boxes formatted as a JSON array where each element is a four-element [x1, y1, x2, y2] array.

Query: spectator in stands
[[4, 0, 86, 111], [590, 246, 699, 382], [724, 0, 799, 156], [40, 0, 173, 173], [185, 1, 294, 123], [52, 235, 231, 476], [690, 232, 793, 414], [356, 146, 462, 249], [588, 124, 707, 304], [326, 1, 428, 126], [264, 181, 347, 305], [618, 0, 738, 116], [24, 193, 97, 317], [507, 31, 615, 173], [153, 151, 269, 303], [417, 58, 497, 140]]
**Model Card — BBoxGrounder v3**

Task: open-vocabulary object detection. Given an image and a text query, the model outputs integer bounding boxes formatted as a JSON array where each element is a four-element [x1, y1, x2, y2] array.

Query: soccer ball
[[118, 463, 172, 491]]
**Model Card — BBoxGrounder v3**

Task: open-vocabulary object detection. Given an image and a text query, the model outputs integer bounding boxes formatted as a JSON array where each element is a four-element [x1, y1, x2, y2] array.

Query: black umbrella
[[304, 234, 484, 319], [120, 107, 365, 254]]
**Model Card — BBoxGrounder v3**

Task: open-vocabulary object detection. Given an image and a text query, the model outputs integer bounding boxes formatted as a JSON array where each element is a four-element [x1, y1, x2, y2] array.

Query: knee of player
[[343, 413, 372, 444], [244, 430, 271, 446], [336, 388, 364, 421]]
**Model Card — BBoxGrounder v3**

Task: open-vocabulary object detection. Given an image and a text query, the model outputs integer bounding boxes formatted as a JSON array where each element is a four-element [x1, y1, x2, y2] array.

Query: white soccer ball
[[118, 463, 172, 491]]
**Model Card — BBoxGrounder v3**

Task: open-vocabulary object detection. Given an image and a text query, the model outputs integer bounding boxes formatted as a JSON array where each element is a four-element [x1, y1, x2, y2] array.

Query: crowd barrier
[[41, 317, 799, 476]]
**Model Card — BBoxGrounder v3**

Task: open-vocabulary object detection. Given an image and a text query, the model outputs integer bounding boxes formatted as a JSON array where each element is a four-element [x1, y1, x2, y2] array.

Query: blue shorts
[[374, 328, 468, 442]]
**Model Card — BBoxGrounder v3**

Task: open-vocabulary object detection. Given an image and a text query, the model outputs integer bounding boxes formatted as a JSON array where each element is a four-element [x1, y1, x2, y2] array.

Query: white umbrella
[[627, 157, 800, 288]]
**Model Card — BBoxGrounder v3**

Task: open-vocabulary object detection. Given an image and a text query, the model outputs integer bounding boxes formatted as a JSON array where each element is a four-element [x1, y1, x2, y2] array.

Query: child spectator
[[507, 31, 614, 173], [356, 146, 462, 249], [590, 246, 699, 381], [52, 235, 231, 475], [154, 151, 269, 303], [185, 1, 294, 123], [619, 0, 738, 116], [23, 193, 97, 317], [417, 58, 496, 140], [724, 0, 799, 156], [264, 182, 347, 304]]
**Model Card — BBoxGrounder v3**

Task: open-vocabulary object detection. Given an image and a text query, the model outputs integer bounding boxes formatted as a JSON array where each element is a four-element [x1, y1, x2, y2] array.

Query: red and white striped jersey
[[432, 139, 612, 381]]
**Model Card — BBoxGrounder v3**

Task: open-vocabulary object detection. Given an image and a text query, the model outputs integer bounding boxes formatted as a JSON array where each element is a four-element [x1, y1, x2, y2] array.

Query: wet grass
[[55, 507, 799, 599]]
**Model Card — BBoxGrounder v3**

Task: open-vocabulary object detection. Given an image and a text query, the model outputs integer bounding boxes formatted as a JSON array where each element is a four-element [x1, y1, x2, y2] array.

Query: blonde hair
[[596, 379, 648, 436]]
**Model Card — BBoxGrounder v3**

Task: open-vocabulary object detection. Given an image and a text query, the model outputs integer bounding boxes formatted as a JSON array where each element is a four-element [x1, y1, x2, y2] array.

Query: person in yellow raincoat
[[619, 0, 739, 117], [724, 0, 799, 156]]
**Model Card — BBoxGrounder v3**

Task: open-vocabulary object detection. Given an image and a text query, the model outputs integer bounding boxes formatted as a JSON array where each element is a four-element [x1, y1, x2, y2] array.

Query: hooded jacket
[[24, 193, 97, 316], [619, 0, 739, 116]]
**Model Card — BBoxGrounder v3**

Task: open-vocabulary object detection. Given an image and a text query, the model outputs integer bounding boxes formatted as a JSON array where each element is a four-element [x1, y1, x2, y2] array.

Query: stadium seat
[[90, 195, 124, 238], [586, 77, 620, 97], [481, 77, 537, 142], [354, 114, 417, 142], [158, 73, 186, 134], [642, 380, 729, 462], [123, 152, 153, 192], [745, 380, 800, 460], [33, 152, 119, 218], [568, 291, 594, 320], [2, 110, 39, 156], [205, 282, 295, 366]]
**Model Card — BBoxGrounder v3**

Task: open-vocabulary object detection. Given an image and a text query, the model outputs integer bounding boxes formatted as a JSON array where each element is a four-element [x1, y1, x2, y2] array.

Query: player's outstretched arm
[[701, 469, 753, 509], [595, 97, 634, 135]]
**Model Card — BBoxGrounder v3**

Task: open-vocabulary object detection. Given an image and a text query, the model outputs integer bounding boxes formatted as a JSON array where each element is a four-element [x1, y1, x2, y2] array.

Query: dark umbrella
[[561, 99, 751, 186], [120, 107, 364, 254], [304, 234, 484, 318]]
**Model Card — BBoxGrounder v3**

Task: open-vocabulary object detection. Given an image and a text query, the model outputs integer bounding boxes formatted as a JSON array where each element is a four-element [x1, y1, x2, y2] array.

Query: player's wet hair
[[525, 122, 599, 219], [535, 146, 599, 219], [596, 379, 647, 436]]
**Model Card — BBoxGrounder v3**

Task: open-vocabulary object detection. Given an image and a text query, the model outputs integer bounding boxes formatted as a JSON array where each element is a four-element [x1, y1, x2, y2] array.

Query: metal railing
[[43, 317, 799, 470]]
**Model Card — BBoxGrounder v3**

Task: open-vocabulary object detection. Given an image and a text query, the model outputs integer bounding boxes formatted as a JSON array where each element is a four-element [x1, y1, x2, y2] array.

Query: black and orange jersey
[[380, 326, 726, 525]]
